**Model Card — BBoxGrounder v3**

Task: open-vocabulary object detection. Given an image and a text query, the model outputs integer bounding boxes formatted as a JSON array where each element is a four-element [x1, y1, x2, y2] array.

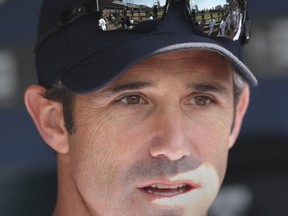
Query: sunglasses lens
[[99, 0, 167, 31], [98, 0, 246, 41], [188, 0, 246, 40]]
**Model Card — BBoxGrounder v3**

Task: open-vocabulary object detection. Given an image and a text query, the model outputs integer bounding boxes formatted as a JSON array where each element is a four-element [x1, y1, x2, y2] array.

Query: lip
[[137, 179, 200, 199]]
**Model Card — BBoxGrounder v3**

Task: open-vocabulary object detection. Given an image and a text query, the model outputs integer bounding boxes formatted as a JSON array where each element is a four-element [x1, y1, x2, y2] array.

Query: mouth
[[138, 182, 195, 198]]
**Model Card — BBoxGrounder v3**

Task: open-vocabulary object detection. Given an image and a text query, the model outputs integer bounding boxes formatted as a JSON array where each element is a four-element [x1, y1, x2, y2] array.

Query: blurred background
[[0, 0, 287, 215]]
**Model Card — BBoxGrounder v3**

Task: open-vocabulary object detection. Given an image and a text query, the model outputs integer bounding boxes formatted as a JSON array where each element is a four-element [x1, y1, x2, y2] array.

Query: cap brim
[[61, 33, 258, 93]]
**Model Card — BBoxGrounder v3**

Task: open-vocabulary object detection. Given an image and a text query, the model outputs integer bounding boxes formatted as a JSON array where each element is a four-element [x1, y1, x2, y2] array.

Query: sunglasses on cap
[[35, 0, 251, 52]]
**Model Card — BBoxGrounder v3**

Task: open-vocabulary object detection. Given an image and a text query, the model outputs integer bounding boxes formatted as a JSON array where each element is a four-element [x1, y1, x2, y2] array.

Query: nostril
[[149, 142, 190, 161]]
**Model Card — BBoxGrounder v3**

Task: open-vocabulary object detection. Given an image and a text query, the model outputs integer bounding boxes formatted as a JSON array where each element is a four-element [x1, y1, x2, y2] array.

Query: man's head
[[25, 0, 257, 215]]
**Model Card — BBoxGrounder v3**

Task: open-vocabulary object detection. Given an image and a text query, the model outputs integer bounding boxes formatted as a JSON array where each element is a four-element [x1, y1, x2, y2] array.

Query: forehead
[[113, 50, 234, 85]]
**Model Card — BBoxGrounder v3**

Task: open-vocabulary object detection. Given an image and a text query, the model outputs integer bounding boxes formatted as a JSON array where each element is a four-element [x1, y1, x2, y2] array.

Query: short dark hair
[[44, 82, 75, 134], [44, 71, 245, 134]]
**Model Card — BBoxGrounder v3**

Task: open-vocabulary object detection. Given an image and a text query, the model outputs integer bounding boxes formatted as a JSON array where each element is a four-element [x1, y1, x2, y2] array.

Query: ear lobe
[[24, 85, 69, 154], [229, 84, 250, 149]]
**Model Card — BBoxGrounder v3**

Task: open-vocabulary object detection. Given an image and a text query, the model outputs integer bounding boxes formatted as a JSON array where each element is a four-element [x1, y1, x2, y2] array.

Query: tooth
[[147, 189, 153, 193], [157, 183, 182, 189], [148, 183, 187, 189], [155, 183, 168, 189]]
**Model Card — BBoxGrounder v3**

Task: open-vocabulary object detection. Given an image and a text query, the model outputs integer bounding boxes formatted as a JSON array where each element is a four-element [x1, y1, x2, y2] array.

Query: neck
[[52, 154, 95, 216]]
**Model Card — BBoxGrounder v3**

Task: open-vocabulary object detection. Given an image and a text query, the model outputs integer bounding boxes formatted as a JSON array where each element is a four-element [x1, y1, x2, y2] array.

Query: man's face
[[67, 50, 235, 216]]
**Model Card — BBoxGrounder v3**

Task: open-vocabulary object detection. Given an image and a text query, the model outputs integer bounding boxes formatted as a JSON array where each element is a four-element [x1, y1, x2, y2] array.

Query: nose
[[149, 108, 192, 161]]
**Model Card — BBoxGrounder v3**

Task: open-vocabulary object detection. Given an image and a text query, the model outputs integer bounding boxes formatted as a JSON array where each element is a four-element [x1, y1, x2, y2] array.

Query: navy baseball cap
[[35, 0, 258, 93]]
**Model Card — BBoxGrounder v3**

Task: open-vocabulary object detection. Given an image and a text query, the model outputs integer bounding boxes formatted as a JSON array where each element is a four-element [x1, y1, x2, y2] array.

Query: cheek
[[66, 108, 154, 213], [67, 108, 147, 192], [69, 101, 152, 167], [67, 111, 121, 196], [188, 111, 232, 181]]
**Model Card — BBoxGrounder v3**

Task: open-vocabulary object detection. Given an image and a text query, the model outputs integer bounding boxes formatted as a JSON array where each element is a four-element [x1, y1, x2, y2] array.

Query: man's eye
[[119, 95, 147, 105], [193, 96, 212, 106]]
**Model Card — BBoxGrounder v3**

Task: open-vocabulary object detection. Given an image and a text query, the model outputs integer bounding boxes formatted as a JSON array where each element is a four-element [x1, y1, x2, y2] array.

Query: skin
[[25, 50, 250, 216]]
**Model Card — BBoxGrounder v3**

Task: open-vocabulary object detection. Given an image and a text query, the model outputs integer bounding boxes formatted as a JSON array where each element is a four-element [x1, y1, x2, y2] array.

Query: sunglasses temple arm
[[243, 1, 251, 44]]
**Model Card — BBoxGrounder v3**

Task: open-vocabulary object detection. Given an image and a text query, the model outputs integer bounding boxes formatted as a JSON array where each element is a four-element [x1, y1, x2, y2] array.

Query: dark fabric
[[35, 0, 257, 92]]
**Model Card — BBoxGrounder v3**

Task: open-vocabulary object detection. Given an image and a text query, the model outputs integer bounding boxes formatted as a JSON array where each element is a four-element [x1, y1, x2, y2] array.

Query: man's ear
[[229, 84, 250, 149], [24, 85, 69, 154]]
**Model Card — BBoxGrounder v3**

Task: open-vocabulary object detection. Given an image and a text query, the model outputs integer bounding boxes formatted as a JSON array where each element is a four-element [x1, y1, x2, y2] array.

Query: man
[[218, 17, 226, 37], [24, 0, 257, 215], [98, 15, 107, 31], [208, 15, 216, 36]]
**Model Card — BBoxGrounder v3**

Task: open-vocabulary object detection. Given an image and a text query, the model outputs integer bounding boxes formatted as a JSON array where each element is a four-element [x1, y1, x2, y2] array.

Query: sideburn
[[62, 91, 76, 134], [44, 84, 76, 134], [230, 73, 244, 134]]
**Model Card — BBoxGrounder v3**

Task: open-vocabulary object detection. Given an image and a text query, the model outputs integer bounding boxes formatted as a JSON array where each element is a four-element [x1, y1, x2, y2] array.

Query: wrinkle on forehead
[[133, 50, 233, 77], [142, 50, 233, 72]]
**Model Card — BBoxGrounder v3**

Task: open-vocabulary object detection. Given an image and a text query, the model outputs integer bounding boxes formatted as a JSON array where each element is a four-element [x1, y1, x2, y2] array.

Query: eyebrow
[[107, 81, 154, 94], [188, 83, 230, 96], [105, 82, 229, 95]]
